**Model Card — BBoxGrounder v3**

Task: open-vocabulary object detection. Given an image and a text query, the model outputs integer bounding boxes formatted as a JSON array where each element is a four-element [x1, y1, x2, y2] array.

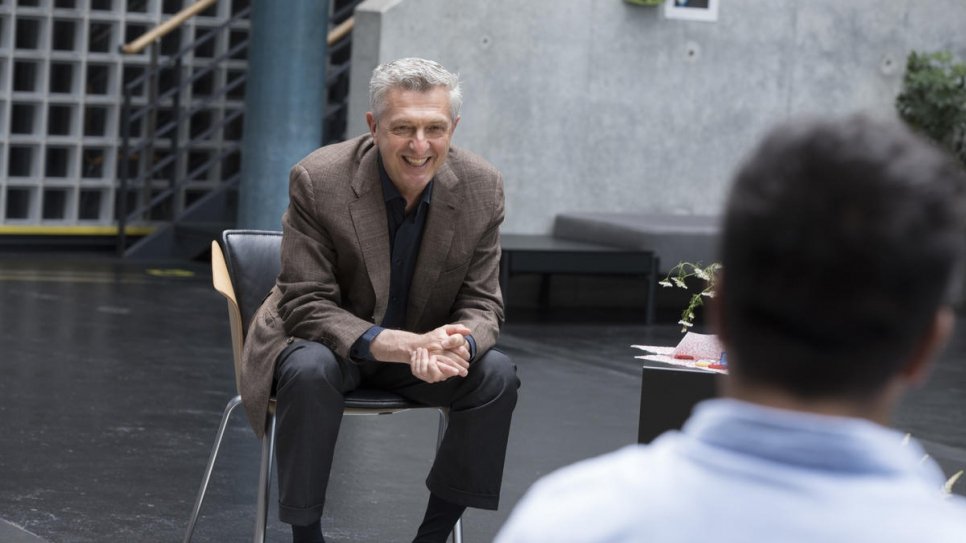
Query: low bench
[[499, 233, 658, 323], [552, 212, 720, 275]]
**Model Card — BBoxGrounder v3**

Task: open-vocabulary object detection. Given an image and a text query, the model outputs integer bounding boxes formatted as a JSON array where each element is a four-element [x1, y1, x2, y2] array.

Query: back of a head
[[720, 114, 966, 399]]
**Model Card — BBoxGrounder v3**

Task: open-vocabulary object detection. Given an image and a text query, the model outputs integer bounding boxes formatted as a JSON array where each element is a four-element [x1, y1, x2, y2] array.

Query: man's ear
[[366, 112, 377, 140], [451, 115, 461, 135], [901, 306, 954, 387]]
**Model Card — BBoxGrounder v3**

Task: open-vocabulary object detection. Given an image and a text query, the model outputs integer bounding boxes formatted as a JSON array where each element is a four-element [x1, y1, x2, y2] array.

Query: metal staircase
[[116, 0, 363, 259]]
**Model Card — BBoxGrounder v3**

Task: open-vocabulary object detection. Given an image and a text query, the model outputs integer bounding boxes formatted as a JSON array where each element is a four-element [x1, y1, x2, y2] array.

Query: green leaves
[[660, 261, 722, 333], [896, 50, 966, 168]]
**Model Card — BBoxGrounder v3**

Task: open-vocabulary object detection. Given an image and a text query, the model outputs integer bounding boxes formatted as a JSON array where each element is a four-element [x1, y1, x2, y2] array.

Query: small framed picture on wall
[[664, 0, 719, 22]]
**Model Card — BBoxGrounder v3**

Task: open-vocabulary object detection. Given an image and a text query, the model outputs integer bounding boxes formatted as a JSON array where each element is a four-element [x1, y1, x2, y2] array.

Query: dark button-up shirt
[[350, 159, 476, 362]]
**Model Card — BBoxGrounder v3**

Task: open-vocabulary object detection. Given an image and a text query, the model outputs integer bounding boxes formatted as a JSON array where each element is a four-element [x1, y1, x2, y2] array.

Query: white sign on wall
[[664, 0, 719, 22]]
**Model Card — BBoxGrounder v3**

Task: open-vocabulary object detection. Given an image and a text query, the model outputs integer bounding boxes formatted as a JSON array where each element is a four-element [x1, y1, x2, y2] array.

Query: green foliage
[[659, 261, 722, 332], [896, 50, 966, 168]]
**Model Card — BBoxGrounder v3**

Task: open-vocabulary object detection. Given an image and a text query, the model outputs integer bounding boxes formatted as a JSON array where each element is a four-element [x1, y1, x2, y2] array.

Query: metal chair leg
[[452, 517, 464, 543], [435, 409, 463, 543], [183, 395, 244, 543], [253, 413, 277, 543], [435, 409, 448, 451], [189, 402, 461, 542]]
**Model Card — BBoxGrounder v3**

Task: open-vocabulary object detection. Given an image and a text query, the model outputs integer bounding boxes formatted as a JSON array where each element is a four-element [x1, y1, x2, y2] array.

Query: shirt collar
[[684, 398, 944, 480], [378, 156, 433, 207]]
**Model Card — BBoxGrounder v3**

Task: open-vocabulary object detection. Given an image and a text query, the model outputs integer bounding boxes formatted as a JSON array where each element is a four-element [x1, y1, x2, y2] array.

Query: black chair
[[183, 230, 462, 543]]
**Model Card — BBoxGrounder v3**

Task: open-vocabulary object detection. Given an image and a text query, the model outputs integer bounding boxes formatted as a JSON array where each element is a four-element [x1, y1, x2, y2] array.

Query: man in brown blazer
[[240, 58, 519, 543]]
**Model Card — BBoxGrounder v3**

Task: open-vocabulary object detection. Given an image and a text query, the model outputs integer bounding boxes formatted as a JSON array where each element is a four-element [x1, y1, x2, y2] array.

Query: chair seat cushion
[[265, 389, 430, 413], [344, 388, 427, 410]]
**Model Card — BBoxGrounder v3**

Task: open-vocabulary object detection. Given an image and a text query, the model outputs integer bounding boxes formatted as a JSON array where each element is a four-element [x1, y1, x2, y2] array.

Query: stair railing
[[116, 0, 362, 257], [116, 0, 249, 256]]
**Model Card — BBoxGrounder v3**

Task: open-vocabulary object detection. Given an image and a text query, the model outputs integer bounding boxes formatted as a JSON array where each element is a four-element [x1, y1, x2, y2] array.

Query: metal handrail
[[123, 17, 244, 99], [121, 0, 218, 55], [117, 5, 251, 254], [328, 18, 354, 45]]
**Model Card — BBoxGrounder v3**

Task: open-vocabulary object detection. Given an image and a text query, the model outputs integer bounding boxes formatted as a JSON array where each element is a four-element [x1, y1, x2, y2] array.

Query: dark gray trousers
[[273, 340, 519, 526]]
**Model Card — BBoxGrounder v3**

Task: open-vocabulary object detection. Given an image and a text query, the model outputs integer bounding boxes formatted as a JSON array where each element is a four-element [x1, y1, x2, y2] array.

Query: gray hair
[[368, 58, 462, 121]]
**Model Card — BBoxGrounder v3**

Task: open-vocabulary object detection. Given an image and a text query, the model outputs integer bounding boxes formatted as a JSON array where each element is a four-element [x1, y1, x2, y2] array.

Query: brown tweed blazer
[[239, 135, 505, 436]]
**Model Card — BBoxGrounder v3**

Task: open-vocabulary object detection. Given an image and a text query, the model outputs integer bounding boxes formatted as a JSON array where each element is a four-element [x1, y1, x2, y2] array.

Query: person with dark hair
[[241, 58, 519, 543], [496, 115, 966, 542]]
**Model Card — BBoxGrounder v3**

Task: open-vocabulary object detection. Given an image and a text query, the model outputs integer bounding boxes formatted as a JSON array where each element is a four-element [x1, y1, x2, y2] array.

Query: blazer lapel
[[349, 147, 391, 324], [406, 163, 461, 330]]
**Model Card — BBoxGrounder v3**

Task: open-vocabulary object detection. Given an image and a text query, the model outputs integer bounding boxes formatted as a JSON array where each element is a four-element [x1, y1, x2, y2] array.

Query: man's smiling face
[[367, 86, 459, 201]]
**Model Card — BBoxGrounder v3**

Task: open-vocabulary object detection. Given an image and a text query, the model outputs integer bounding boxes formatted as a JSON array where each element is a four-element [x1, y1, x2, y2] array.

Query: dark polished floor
[[1, 256, 964, 542]]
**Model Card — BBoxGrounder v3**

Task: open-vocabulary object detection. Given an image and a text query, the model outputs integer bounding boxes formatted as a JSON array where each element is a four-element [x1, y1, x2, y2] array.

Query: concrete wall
[[348, 0, 966, 234]]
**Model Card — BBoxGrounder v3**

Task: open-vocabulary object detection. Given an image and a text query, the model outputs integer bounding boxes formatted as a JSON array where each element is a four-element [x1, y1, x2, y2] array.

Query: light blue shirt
[[496, 399, 966, 543]]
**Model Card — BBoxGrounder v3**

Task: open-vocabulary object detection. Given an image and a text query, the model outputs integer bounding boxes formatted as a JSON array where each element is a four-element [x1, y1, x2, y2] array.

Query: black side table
[[638, 364, 721, 443]]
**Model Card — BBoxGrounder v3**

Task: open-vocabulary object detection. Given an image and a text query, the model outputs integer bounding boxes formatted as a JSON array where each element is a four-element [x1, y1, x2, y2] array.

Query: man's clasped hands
[[369, 323, 474, 383]]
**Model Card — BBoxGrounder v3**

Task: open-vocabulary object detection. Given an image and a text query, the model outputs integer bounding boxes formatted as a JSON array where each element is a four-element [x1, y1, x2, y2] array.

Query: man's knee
[[275, 340, 343, 392], [472, 349, 520, 397]]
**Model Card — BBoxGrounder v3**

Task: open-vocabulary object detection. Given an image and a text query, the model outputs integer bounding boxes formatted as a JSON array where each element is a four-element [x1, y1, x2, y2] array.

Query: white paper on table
[[631, 332, 727, 373], [671, 332, 724, 360]]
